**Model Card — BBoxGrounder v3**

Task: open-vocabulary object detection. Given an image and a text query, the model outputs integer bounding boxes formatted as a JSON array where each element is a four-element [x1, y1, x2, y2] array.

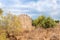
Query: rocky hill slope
[[7, 23, 60, 40]]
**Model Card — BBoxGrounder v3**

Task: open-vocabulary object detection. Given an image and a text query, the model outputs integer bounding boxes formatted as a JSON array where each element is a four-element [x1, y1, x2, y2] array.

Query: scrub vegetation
[[0, 9, 60, 40]]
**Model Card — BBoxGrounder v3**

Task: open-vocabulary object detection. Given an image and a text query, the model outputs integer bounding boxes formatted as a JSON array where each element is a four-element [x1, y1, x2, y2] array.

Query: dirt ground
[[7, 23, 60, 40]]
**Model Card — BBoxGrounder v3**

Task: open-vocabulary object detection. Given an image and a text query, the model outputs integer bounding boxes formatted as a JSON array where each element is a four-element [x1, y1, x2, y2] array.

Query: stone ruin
[[18, 14, 32, 30]]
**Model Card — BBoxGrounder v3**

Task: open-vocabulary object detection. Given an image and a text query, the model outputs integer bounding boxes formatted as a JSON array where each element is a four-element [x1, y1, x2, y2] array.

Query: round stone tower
[[19, 14, 32, 30]]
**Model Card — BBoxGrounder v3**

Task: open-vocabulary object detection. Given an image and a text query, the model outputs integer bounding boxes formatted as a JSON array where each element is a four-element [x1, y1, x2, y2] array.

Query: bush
[[0, 30, 7, 40], [41, 17, 56, 28], [0, 33, 7, 40], [32, 16, 45, 26], [32, 16, 56, 28], [55, 20, 60, 23]]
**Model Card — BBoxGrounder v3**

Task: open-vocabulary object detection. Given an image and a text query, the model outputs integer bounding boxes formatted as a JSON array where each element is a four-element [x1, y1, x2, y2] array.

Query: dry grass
[[7, 23, 60, 40]]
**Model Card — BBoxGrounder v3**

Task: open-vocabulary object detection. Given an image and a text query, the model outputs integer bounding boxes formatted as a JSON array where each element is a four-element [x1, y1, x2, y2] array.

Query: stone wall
[[18, 14, 32, 30]]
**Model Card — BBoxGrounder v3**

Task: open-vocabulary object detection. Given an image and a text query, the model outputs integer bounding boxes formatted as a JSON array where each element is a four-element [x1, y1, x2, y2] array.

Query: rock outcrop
[[18, 14, 32, 30]]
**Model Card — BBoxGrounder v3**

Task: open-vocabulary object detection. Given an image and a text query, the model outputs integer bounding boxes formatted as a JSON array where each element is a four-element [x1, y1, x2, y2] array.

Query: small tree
[[55, 20, 60, 23], [41, 17, 56, 28], [32, 16, 46, 26], [32, 16, 56, 28], [0, 9, 3, 15]]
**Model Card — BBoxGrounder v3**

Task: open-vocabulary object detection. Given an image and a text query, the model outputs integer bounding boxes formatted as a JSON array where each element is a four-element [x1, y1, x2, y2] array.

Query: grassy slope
[[8, 23, 60, 40]]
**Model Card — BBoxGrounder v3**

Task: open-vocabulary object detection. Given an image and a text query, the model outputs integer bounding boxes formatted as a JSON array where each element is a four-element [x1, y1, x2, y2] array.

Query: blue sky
[[0, 0, 60, 20]]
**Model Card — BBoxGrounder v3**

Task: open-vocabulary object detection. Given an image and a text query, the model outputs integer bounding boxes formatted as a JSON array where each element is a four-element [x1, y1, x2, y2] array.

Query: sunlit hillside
[[0, 9, 60, 40]]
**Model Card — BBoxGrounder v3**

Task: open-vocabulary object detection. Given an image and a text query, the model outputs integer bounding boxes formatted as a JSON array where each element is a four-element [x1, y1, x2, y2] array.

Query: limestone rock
[[18, 14, 32, 30]]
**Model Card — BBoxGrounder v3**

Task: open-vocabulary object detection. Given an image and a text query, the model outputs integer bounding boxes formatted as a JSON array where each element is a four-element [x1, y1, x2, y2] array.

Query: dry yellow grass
[[6, 23, 60, 40]]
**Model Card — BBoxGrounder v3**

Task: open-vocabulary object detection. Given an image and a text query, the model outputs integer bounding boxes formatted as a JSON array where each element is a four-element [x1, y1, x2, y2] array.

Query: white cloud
[[1, 0, 60, 19], [19, 0, 58, 12], [0, 2, 2, 6]]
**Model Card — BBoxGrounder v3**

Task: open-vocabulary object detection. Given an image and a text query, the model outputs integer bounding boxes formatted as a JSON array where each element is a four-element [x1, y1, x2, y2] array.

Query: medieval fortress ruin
[[19, 14, 32, 30]]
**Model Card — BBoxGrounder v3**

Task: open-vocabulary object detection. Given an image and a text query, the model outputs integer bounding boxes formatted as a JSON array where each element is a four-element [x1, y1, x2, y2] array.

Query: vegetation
[[0, 9, 21, 40], [0, 30, 7, 40], [32, 16, 56, 28], [55, 20, 60, 23], [0, 9, 3, 15], [0, 8, 59, 40]]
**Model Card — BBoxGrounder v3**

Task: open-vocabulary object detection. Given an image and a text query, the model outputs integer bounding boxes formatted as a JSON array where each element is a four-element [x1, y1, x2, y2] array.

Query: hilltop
[[5, 14, 60, 40], [0, 13, 60, 40]]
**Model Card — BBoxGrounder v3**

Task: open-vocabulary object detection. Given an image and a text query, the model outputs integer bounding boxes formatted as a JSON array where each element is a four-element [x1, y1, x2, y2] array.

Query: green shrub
[[41, 17, 56, 28], [55, 20, 60, 23], [32, 16, 56, 28], [32, 16, 45, 26]]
